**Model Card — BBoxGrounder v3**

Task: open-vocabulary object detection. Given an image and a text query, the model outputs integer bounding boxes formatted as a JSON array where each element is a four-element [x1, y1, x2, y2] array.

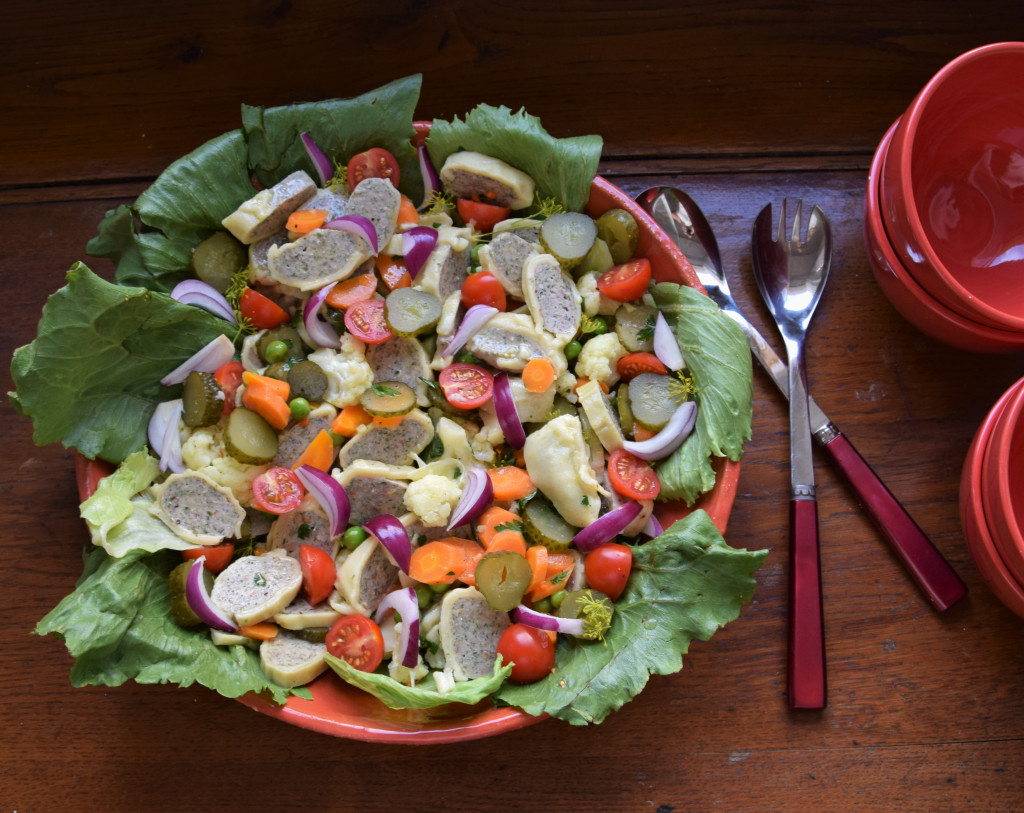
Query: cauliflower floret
[[575, 332, 627, 386], [555, 370, 578, 401], [181, 425, 269, 506], [403, 474, 463, 527], [308, 335, 373, 408], [468, 402, 504, 463], [576, 272, 620, 317]]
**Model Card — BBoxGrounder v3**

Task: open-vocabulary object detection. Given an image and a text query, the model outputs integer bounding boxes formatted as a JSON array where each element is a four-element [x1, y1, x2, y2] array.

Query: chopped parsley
[[297, 522, 312, 540], [550, 570, 569, 585], [637, 313, 657, 343], [581, 496, 590, 506], [254, 573, 267, 587], [494, 520, 523, 534], [372, 383, 401, 398]]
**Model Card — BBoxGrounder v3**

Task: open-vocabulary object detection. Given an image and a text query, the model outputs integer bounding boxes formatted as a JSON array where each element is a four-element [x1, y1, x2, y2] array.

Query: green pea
[[455, 352, 480, 365], [429, 581, 451, 595], [532, 598, 553, 614], [550, 589, 567, 609], [264, 339, 290, 364], [585, 316, 608, 336], [564, 340, 582, 360], [288, 397, 311, 420], [415, 584, 434, 609], [343, 526, 367, 550], [470, 243, 484, 266]]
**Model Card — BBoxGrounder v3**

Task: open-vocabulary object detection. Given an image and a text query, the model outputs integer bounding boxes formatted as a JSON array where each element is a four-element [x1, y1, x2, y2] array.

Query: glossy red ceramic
[[880, 42, 1024, 330], [76, 175, 742, 744], [865, 119, 1024, 353], [981, 377, 1024, 585]]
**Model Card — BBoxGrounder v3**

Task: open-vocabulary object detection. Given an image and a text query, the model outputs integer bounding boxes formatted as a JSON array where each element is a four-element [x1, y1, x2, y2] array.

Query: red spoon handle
[[821, 430, 967, 611], [788, 498, 826, 709]]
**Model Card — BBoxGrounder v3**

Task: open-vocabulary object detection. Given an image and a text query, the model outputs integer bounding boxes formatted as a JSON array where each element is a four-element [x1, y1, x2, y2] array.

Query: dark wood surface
[[3, 3, 1023, 811]]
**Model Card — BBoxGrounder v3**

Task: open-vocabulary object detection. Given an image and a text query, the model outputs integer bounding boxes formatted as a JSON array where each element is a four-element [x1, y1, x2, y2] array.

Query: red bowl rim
[[982, 378, 1024, 581]]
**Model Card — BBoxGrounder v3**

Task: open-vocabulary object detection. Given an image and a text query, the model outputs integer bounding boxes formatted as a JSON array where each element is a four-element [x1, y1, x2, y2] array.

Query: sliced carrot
[[397, 194, 420, 226], [285, 208, 328, 236], [522, 357, 556, 393], [526, 545, 549, 594], [291, 429, 336, 472], [409, 538, 485, 585], [372, 415, 404, 430], [241, 372, 291, 430], [633, 424, 657, 441], [375, 254, 411, 290], [475, 506, 522, 548], [486, 529, 528, 557], [529, 553, 575, 601], [487, 466, 536, 501], [331, 404, 373, 437], [325, 273, 378, 310], [242, 371, 290, 400], [572, 377, 610, 396], [237, 622, 279, 641]]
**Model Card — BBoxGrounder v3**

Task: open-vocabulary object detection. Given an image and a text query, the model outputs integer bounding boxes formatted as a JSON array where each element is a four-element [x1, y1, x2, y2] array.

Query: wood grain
[[3, 3, 1024, 811]]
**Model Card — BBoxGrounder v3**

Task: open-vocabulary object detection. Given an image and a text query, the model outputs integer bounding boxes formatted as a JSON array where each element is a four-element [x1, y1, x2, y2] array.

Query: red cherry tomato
[[438, 363, 494, 409], [75, 455, 115, 502], [584, 543, 633, 601], [608, 448, 661, 501], [347, 147, 401, 190], [497, 623, 556, 684], [326, 614, 385, 672], [461, 271, 507, 311], [344, 298, 393, 345], [251, 466, 305, 515], [214, 360, 244, 416], [239, 287, 290, 329], [298, 545, 336, 605], [616, 352, 669, 382], [596, 258, 652, 302], [457, 198, 511, 234], [182, 542, 235, 574]]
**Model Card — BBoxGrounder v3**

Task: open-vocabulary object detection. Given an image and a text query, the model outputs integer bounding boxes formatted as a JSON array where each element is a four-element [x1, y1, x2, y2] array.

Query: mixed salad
[[10, 75, 765, 725]]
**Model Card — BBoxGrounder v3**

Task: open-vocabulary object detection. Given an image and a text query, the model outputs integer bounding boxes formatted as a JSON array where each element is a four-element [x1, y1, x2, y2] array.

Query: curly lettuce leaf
[[35, 548, 296, 705], [495, 511, 766, 724], [326, 654, 512, 711], [8, 262, 233, 463], [650, 282, 753, 503], [426, 104, 602, 213]]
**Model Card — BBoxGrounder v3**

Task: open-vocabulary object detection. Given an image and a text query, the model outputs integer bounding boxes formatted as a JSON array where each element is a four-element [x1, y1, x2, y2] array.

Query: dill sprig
[[225, 265, 256, 334], [668, 369, 697, 402], [327, 161, 348, 193]]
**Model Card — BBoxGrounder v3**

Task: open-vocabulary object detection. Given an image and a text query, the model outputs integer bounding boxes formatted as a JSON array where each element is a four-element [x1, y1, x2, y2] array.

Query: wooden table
[[3, 3, 1023, 810]]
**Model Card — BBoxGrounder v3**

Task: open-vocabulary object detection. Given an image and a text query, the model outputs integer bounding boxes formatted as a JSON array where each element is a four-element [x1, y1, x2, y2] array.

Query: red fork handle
[[788, 498, 826, 710], [820, 431, 967, 612]]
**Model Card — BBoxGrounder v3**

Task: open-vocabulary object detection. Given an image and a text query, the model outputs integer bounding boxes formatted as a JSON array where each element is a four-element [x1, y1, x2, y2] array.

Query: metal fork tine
[[790, 199, 803, 245], [776, 199, 787, 245]]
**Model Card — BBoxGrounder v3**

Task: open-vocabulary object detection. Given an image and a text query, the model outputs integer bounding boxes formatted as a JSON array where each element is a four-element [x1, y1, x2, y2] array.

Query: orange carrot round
[[522, 357, 556, 393]]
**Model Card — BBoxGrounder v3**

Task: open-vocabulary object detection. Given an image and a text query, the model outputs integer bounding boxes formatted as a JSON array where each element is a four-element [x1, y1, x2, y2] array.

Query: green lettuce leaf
[[326, 653, 513, 711], [426, 105, 603, 213], [35, 547, 294, 705], [495, 511, 767, 724], [650, 282, 754, 503], [8, 262, 234, 463]]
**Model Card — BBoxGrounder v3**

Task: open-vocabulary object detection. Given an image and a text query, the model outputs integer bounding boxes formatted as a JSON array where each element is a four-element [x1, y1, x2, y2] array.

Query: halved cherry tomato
[[375, 254, 411, 291], [347, 147, 401, 190], [461, 271, 507, 311], [497, 622, 556, 684], [252, 466, 305, 515], [75, 455, 115, 502], [214, 360, 244, 416], [608, 448, 661, 500], [439, 363, 494, 409], [326, 614, 385, 672], [584, 542, 633, 601], [298, 545, 336, 605], [457, 199, 511, 234], [239, 287, 290, 329], [325, 273, 378, 310], [182, 542, 235, 574], [596, 258, 652, 302], [616, 351, 669, 382], [344, 298, 393, 344]]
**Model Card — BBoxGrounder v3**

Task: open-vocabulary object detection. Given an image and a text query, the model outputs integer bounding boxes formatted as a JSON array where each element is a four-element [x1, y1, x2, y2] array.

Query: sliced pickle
[[474, 551, 532, 612], [263, 360, 293, 382], [169, 560, 209, 628], [286, 359, 328, 401], [594, 209, 639, 265], [577, 236, 615, 278], [295, 626, 329, 644], [224, 406, 279, 464], [539, 212, 598, 270], [258, 325, 305, 364], [182, 370, 225, 427], [521, 495, 576, 553], [628, 372, 680, 432], [614, 303, 657, 352], [359, 381, 417, 418], [191, 231, 247, 293], [616, 382, 635, 438], [385, 288, 443, 337]]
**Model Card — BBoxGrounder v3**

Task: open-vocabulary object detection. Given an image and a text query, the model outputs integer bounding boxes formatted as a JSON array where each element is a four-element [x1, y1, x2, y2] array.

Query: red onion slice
[[323, 214, 378, 255], [653, 312, 685, 371], [402, 227, 438, 279], [641, 512, 664, 539], [512, 604, 584, 637], [573, 501, 643, 551], [492, 372, 526, 449], [300, 131, 333, 187], [302, 283, 341, 349], [170, 280, 237, 324], [447, 467, 494, 530], [622, 401, 697, 461], [295, 465, 350, 537], [160, 334, 236, 386], [375, 587, 420, 668], [148, 398, 184, 473], [185, 556, 236, 632], [442, 304, 498, 363], [363, 514, 412, 574], [417, 145, 442, 210]]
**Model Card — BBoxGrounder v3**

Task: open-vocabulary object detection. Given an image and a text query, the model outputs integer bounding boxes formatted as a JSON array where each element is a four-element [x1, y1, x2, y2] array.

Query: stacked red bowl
[[863, 42, 1024, 353]]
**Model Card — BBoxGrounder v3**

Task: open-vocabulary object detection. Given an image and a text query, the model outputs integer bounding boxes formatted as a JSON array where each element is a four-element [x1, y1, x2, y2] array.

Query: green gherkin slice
[[286, 359, 328, 401], [521, 495, 576, 552], [191, 231, 247, 293], [182, 370, 225, 427], [224, 407, 279, 464], [539, 212, 598, 270], [594, 208, 639, 265], [627, 372, 680, 432], [385, 288, 443, 337], [169, 560, 205, 628], [474, 551, 532, 612], [359, 381, 416, 418]]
